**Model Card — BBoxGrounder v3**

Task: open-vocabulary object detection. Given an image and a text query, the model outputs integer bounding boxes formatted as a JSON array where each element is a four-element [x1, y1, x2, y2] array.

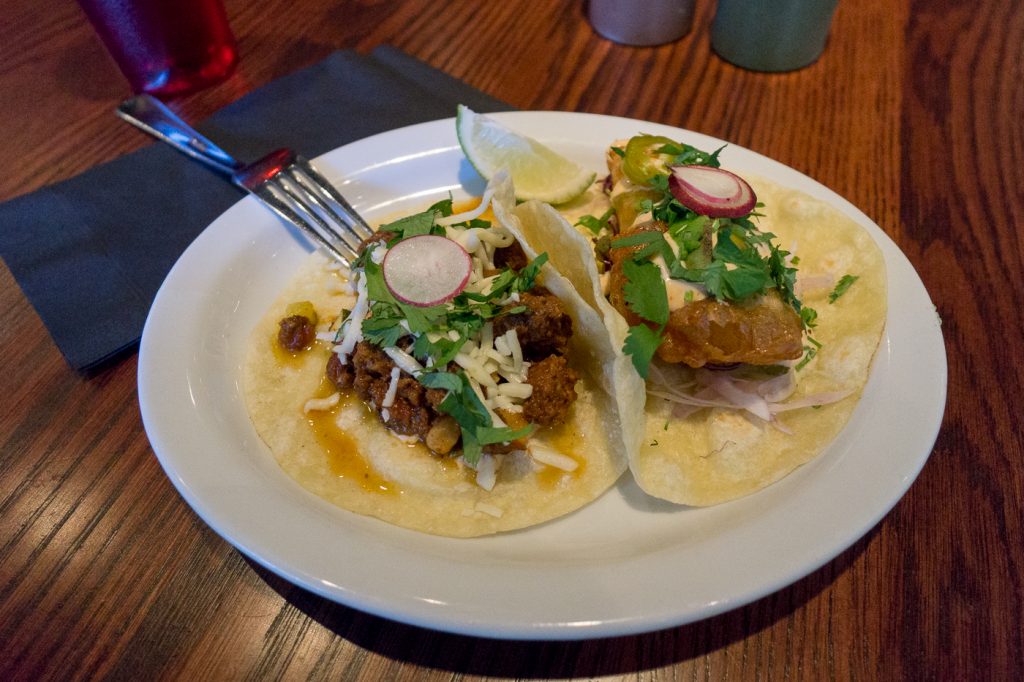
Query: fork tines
[[255, 156, 375, 267]]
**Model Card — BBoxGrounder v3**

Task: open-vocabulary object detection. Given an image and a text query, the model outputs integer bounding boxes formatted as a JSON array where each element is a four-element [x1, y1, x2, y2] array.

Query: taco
[[243, 173, 636, 536], [508, 135, 887, 506]]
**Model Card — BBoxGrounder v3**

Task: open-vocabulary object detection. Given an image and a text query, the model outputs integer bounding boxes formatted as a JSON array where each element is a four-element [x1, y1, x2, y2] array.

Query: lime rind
[[456, 105, 596, 204]]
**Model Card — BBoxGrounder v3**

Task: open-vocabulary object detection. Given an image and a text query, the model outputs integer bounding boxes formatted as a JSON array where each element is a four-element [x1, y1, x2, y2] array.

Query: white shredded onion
[[647, 362, 854, 428]]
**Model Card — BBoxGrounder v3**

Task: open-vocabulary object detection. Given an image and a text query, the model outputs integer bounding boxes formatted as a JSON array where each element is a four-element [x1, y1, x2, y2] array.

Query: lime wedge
[[456, 105, 596, 204]]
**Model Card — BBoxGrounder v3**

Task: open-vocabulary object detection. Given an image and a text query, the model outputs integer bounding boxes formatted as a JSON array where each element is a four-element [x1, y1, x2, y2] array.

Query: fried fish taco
[[244, 173, 632, 536], [508, 135, 887, 506]]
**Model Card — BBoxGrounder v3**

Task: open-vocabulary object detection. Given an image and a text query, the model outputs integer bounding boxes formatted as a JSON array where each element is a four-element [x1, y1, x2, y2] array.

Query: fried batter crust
[[608, 219, 803, 368]]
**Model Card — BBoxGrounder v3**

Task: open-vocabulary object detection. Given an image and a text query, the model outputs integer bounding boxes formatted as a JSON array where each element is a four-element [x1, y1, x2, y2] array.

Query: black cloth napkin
[[0, 47, 509, 371]]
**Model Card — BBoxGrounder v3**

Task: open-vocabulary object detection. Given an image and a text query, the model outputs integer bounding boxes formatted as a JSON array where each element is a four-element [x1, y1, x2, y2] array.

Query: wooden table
[[2, 0, 1020, 678]]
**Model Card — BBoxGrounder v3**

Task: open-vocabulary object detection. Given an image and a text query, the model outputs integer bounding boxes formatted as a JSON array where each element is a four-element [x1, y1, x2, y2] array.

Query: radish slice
[[382, 235, 472, 307], [668, 165, 757, 218]]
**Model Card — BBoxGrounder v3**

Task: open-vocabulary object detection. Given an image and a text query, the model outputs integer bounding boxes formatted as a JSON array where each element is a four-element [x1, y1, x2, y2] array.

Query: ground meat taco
[[244, 173, 634, 536], [508, 135, 887, 506]]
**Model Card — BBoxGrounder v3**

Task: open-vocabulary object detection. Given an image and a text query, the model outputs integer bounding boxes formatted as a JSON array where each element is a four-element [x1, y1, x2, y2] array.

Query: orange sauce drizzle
[[452, 197, 496, 223], [305, 380, 399, 495], [535, 423, 587, 489]]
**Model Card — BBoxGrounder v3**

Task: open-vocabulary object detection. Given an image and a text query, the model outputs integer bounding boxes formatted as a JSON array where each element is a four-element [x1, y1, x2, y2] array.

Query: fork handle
[[116, 95, 243, 176]]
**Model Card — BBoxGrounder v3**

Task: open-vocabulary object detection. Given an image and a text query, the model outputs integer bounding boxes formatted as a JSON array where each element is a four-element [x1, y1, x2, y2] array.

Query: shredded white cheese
[[302, 392, 340, 413], [381, 366, 401, 408], [383, 346, 425, 377], [529, 442, 579, 472], [474, 502, 504, 518], [506, 329, 524, 373], [436, 186, 496, 226], [335, 275, 369, 361], [497, 382, 533, 399]]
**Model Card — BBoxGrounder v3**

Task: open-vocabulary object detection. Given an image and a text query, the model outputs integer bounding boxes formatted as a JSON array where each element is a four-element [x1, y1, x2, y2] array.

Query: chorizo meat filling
[[246, 172, 632, 537]]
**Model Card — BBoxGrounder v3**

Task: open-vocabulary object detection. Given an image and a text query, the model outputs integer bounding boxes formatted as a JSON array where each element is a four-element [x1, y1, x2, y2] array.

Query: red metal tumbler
[[78, 0, 238, 97]]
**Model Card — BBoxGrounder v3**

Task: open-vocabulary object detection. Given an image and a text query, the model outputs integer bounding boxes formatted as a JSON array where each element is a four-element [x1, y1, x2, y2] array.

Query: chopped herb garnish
[[623, 323, 664, 379], [829, 274, 860, 303], [795, 335, 822, 371], [513, 252, 548, 292], [476, 423, 535, 446], [427, 195, 454, 217], [418, 371, 463, 392], [611, 231, 665, 249], [575, 207, 615, 235], [652, 141, 725, 168], [379, 209, 436, 238], [350, 228, 555, 463], [800, 306, 819, 329], [622, 259, 669, 325], [610, 134, 826, 373]]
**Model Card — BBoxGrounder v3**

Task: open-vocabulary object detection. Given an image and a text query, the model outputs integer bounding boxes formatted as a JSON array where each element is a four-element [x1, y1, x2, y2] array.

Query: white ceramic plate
[[138, 112, 946, 640]]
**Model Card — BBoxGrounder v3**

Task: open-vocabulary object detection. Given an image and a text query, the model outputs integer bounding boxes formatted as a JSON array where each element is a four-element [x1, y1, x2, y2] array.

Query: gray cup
[[588, 0, 695, 46], [711, 0, 840, 72]]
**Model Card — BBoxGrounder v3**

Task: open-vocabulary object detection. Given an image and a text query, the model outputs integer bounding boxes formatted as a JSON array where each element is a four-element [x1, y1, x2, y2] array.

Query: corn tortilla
[[511, 176, 887, 505], [243, 176, 631, 536]]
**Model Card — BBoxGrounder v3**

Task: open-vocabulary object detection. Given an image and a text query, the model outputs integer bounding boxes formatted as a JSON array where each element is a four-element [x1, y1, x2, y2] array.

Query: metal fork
[[116, 94, 374, 265]]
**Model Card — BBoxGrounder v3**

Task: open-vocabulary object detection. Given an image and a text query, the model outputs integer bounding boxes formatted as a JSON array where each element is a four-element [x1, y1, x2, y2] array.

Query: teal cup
[[711, 0, 840, 72]]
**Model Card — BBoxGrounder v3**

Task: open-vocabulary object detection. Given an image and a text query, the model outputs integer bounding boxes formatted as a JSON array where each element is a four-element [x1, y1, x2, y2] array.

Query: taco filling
[[322, 195, 579, 474], [244, 173, 631, 536], [507, 134, 887, 505]]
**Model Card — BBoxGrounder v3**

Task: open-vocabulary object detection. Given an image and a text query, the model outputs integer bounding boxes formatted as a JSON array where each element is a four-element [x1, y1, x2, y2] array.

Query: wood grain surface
[[1, 0, 1021, 679]]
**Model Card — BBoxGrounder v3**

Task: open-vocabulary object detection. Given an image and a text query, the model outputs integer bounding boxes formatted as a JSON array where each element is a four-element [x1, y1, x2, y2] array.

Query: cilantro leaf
[[575, 207, 615, 235], [362, 256, 398, 304], [611, 231, 666, 249], [460, 428, 482, 466], [413, 333, 463, 367], [795, 335, 822, 371], [829, 274, 859, 303], [379, 209, 436, 238], [438, 374, 491, 433], [701, 260, 727, 299], [622, 259, 669, 325], [427, 195, 454, 218], [801, 306, 818, 329], [623, 323, 664, 379], [652, 141, 724, 168], [361, 310, 405, 348], [513, 252, 548, 292], [721, 265, 770, 299], [476, 424, 535, 446], [398, 301, 446, 334], [418, 371, 462, 392]]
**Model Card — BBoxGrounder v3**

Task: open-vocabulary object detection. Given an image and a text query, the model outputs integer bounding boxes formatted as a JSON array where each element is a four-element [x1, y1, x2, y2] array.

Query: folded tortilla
[[243, 175, 632, 536], [510, 175, 887, 506]]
